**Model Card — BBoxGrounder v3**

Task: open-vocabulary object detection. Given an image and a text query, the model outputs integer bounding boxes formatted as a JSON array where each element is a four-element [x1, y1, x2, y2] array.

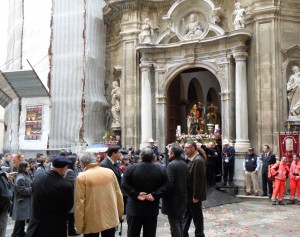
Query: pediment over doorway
[[159, 0, 224, 43]]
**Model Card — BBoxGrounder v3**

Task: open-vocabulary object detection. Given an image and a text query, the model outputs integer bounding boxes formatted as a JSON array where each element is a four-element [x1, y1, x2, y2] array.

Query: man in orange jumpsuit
[[271, 156, 290, 205], [287, 153, 300, 204]]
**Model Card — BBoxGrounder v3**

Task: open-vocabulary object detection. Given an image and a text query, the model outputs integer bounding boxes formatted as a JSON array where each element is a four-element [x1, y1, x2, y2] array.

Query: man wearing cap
[[243, 147, 260, 196], [75, 153, 123, 237], [26, 156, 73, 237], [148, 138, 159, 156], [101, 145, 124, 186], [221, 139, 235, 186]]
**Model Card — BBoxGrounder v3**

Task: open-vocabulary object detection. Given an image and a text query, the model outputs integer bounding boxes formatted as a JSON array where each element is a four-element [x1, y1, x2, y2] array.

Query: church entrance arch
[[167, 67, 221, 143]]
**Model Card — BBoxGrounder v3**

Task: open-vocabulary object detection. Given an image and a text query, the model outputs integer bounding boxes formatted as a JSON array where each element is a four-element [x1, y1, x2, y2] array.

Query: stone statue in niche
[[138, 18, 153, 44], [111, 81, 121, 127], [287, 65, 300, 117], [183, 13, 204, 39], [233, 2, 246, 29]]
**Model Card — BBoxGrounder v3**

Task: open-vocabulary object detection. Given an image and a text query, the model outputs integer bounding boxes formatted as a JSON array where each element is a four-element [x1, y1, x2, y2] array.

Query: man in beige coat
[[74, 153, 124, 237]]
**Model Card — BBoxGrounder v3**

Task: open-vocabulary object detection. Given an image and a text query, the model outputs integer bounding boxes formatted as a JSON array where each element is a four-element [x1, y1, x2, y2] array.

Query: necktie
[[113, 163, 120, 176]]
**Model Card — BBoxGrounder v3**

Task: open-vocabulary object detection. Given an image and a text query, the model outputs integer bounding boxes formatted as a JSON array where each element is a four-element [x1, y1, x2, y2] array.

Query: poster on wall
[[278, 132, 300, 165], [24, 105, 43, 140]]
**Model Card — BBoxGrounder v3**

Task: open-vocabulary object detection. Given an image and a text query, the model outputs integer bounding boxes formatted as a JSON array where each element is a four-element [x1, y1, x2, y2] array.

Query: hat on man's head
[[148, 138, 154, 143], [223, 139, 229, 145], [52, 156, 72, 168], [248, 147, 254, 152], [120, 148, 128, 155]]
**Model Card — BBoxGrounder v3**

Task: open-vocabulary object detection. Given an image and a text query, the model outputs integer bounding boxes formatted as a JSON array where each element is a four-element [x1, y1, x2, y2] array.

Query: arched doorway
[[167, 68, 221, 143]]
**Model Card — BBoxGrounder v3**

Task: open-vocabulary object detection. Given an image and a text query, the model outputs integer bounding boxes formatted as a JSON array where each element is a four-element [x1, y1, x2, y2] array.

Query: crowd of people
[[0, 138, 300, 237]]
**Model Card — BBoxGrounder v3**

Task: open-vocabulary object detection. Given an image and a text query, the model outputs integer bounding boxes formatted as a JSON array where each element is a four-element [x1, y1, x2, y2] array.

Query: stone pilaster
[[220, 91, 232, 141], [233, 51, 250, 152], [154, 65, 167, 152]]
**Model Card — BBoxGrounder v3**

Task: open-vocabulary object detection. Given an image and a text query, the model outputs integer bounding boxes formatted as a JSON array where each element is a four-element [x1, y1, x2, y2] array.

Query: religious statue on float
[[187, 102, 205, 135], [206, 103, 218, 134]]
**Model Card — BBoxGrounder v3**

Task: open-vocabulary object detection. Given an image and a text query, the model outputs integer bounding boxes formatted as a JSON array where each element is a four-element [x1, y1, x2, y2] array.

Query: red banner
[[278, 133, 300, 165]]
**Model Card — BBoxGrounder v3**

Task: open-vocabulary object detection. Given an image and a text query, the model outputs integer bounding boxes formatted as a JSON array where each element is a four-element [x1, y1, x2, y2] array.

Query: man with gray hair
[[122, 148, 169, 237], [74, 153, 123, 237]]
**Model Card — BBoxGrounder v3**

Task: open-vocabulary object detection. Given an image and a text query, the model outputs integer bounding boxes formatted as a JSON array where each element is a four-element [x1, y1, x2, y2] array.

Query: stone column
[[233, 51, 250, 152], [140, 64, 152, 146]]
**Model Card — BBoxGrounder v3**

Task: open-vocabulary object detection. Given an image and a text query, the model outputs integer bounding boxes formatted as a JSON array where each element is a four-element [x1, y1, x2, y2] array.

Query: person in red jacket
[[287, 153, 300, 204], [271, 156, 290, 205]]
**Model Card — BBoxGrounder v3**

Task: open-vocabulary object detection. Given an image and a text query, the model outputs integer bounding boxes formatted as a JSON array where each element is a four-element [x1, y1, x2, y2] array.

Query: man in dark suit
[[261, 145, 276, 198], [122, 148, 169, 237], [26, 156, 73, 237], [101, 145, 122, 186], [183, 141, 206, 237], [162, 143, 187, 237]]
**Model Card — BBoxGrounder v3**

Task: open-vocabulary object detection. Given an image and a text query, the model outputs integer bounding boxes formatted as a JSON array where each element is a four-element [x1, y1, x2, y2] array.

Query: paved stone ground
[[5, 199, 300, 237]]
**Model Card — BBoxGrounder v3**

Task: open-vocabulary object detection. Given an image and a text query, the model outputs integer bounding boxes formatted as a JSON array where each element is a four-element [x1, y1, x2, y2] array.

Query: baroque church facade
[[1, 0, 300, 185], [104, 0, 300, 154]]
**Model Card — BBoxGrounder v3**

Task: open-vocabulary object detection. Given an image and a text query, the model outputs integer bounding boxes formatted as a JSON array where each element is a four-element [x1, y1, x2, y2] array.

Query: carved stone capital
[[139, 64, 152, 71], [233, 51, 248, 61], [156, 96, 167, 104], [220, 92, 231, 101]]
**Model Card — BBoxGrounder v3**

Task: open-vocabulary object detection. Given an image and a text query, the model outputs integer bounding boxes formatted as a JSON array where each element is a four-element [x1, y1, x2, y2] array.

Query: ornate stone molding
[[162, 0, 224, 42]]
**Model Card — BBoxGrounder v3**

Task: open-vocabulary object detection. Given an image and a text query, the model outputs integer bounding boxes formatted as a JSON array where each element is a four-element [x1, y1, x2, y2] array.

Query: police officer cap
[[52, 155, 72, 168], [248, 147, 254, 151], [120, 148, 128, 155]]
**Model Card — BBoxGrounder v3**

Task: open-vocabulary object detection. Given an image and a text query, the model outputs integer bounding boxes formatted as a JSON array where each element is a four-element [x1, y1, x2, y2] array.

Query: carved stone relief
[[181, 13, 205, 40]]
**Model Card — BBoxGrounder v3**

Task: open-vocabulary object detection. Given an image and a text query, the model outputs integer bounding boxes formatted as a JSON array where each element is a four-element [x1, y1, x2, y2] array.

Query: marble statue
[[233, 2, 246, 29], [111, 81, 121, 126], [183, 13, 203, 39], [138, 18, 153, 44], [287, 65, 300, 117]]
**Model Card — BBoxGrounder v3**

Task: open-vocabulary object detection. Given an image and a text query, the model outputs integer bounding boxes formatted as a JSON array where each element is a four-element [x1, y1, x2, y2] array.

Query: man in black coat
[[122, 148, 169, 237], [162, 143, 187, 237], [261, 145, 276, 198], [0, 167, 13, 237], [183, 141, 206, 237], [25, 156, 73, 237]]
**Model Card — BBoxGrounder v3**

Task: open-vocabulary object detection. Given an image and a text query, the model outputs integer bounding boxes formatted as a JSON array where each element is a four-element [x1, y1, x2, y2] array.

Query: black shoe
[[222, 182, 227, 186], [229, 182, 234, 187], [261, 194, 267, 197], [278, 202, 285, 205], [272, 201, 276, 205], [68, 230, 80, 236], [287, 200, 295, 205]]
